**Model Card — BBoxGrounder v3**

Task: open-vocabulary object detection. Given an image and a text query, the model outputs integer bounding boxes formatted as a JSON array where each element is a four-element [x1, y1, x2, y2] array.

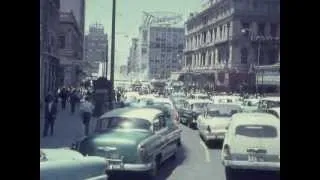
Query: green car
[[72, 107, 182, 179]]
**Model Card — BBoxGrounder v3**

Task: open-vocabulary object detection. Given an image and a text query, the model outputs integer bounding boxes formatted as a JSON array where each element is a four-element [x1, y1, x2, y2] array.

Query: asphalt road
[[40, 104, 280, 180], [109, 125, 280, 180]]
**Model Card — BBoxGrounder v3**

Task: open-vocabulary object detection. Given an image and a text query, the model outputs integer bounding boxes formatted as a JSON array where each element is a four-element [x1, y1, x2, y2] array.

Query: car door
[[153, 114, 173, 161]]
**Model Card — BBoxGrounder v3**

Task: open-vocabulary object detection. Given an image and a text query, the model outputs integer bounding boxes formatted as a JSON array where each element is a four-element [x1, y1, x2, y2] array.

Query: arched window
[[241, 48, 248, 64]]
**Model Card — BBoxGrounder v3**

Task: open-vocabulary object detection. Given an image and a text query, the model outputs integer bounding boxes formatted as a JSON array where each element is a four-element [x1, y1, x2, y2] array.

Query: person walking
[[70, 90, 79, 115], [79, 97, 94, 136], [42, 94, 58, 137], [59, 88, 68, 110]]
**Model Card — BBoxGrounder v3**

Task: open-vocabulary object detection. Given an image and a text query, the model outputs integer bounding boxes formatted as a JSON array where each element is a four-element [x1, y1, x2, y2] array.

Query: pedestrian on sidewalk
[[59, 88, 68, 110], [70, 90, 79, 115], [42, 93, 58, 137], [79, 96, 94, 136]]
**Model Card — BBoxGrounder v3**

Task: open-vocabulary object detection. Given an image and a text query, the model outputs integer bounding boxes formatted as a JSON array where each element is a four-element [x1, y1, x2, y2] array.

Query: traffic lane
[[205, 139, 280, 180], [110, 125, 226, 180]]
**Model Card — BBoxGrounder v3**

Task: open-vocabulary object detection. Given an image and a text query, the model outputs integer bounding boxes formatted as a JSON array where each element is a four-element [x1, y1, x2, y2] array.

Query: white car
[[267, 107, 280, 119], [211, 95, 242, 105], [241, 98, 260, 112], [189, 93, 210, 100], [258, 97, 280, 112], [197, 104, 242, 144], [40, 148, 107, 180], [222, 113, 280, 179]]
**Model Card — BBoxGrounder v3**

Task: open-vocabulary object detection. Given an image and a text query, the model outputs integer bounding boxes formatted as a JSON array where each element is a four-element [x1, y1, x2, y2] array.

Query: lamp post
[[109, 0, 116, 109]]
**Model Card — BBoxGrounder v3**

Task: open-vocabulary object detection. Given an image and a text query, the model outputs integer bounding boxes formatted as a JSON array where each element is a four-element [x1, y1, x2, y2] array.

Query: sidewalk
[[40, 104, 98, 148]]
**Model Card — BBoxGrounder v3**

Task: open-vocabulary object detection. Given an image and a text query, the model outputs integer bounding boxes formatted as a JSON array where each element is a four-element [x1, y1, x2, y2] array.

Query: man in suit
[[43, 94, 58, 137]]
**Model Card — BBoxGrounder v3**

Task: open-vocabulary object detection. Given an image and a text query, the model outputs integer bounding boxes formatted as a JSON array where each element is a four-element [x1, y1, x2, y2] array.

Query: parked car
[[40, 148, 107, 180], [221, 113, 280, 180], [241, 98, 260, 112], [197, 104, 242, 144], [72, 107, 182, 179], [267, 107, 280, 119], [179, 99, 213, 128]]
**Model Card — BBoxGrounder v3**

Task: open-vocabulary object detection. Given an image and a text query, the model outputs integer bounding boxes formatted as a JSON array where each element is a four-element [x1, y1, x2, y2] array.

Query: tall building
[[127, 38, 139, 75], [60, 0, 85, 58], [137, 26, 184, 80], [58, 11, 84, 87], [40, 0, 60, 101], [179, 0, 280, 92], [84, 23, 108, 77], [84, 23, 108, 62]]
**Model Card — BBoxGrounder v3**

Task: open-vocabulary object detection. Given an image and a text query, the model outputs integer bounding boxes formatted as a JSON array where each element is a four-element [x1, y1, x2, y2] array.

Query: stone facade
[[181, 0, 280, 92], [40, 0, 61, 100], [127, 38, 139, 75], [58, 11, 83, 88]]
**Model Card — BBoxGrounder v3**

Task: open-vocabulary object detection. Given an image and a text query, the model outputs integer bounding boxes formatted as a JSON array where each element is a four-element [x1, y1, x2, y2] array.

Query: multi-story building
[[60, 0, 85, 58], [127, 38, 139, 75], [179, 0, 280, 92], [137, 25, 184, 80], [84, 23, 108, 63], [58, 11, 84, 87], [40, 0, 61, 100]]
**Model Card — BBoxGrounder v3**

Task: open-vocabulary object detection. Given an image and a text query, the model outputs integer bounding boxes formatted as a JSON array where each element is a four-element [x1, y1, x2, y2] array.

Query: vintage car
[[72, 107, 182, 179], [189, 93, 210, 100], [179, 99, 214, 128], [267, 107, 280, 119], [221, 113, 280, 180], [257, 97, 280, 112], [210, 95, 242, 105], [241, 98, 260, 112], [40, 148, 107, 180], [197, 104, 242, 144]]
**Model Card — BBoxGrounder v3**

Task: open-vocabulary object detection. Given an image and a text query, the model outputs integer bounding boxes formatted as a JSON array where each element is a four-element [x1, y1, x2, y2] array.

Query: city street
[[40, 106, 280, 180]]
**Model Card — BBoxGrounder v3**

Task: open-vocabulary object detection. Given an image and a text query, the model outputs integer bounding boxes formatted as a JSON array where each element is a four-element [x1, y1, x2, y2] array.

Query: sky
[[85, 0, 206, 72]]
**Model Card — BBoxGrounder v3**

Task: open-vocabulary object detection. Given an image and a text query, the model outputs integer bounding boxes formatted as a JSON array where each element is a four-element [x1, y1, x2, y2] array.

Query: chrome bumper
[[222, 160, 280, 171], [105, 159, 153, 172]]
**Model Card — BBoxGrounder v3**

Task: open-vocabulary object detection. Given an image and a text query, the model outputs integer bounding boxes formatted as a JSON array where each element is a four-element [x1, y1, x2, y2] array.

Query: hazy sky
[[85, 0, 205, 69]]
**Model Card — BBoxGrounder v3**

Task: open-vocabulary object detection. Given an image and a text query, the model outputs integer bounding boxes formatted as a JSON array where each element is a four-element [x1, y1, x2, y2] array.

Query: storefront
[[256, 62, 280, 94]]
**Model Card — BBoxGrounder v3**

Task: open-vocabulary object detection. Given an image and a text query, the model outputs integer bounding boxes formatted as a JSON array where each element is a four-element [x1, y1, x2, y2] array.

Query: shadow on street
[[107, 144, 187, 180], [228, 169, 280, 180]]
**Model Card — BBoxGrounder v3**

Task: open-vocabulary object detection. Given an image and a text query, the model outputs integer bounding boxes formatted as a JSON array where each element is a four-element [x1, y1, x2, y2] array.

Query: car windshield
[[235, 125, 278, 138], [96, 117, 151, 131]]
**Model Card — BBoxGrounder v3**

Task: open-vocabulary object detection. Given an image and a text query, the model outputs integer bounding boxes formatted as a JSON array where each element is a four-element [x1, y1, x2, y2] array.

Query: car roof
[[100, 107, 162, 121], [207, 103, 242, 110], [260, 97, 280, 102], [186, 99, 213, 104], [231, 113, 280, 127]]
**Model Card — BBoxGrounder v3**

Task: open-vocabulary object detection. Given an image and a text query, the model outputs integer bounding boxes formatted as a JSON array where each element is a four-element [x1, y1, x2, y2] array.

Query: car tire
[[225, 167, 236, 180], [146, 155, 161, 180]]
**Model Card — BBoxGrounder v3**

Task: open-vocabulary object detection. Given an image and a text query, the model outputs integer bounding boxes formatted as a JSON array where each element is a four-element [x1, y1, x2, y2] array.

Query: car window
[[206, 109, 239, 117], [96, 117, 151, 131], [153, 115, 166, 132], [235, 125, 278, 138]]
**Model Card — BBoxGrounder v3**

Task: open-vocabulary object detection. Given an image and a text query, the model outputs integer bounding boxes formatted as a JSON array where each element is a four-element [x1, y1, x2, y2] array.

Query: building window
[[270, 23, 277, 37], [268, 49, 277, 64], [259, 50, 265, 65], [219, 25, 223, 39], [241, 48, 248, 64], [258, 23, 265, 36], [210, 29, 213, 42], [214, 28, 217, 41]]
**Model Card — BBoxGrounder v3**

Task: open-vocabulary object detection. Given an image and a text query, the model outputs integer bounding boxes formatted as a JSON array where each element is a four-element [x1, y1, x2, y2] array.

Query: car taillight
[[223, 145, 231, 160]]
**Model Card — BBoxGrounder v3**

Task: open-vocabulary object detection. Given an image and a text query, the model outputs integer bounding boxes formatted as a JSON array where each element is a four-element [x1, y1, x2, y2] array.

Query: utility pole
[[109, 0, 116, 109]]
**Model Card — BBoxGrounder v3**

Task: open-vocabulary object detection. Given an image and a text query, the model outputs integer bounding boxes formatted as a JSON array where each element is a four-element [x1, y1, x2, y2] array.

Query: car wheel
[[146, 155, 161, 179], [225, 167, 236, 180]]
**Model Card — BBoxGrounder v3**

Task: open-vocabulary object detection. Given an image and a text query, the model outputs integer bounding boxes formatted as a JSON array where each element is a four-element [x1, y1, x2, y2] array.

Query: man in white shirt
[[79, 97, 94, 136]]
